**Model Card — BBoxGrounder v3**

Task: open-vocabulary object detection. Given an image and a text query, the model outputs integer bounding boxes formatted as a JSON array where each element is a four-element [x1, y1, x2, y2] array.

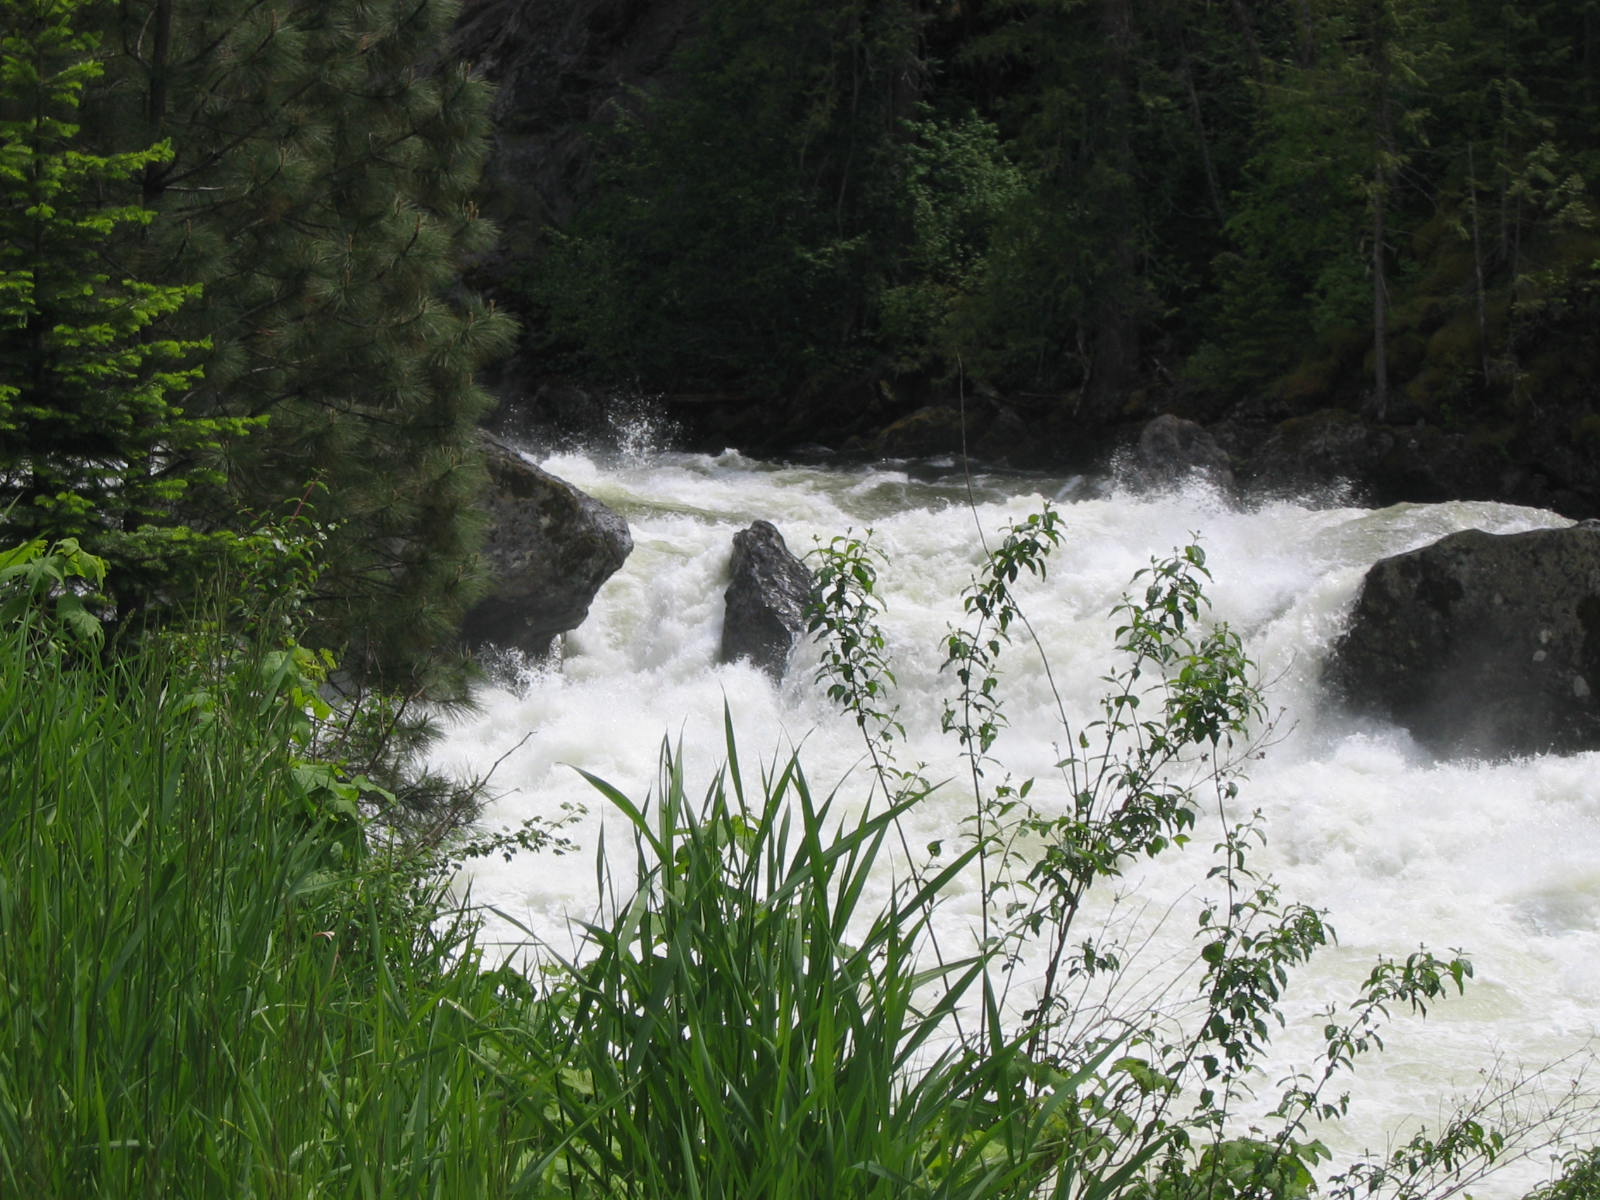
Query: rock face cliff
[[1325, 523, 1600, 757]]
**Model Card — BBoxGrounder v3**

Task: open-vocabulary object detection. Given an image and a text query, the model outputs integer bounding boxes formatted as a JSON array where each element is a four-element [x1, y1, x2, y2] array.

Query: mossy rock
[[1240, 408, 1371, 496], [1242, 410, 1509, 507], [873, 405, 971, 458]]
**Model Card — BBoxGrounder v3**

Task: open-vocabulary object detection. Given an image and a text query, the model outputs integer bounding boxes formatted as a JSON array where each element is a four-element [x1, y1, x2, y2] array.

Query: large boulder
[[873, 405, 968, 459], [462, 434, 632, 658], [1324, 522, 1600, 756], [1123, 414, 1234, 490], [1240, 409, 1509, 504], [720, 521, 813, 681]]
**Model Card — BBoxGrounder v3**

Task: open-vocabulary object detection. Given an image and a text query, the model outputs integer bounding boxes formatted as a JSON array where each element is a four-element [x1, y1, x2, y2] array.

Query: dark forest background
[[462, 0, 1600, 514]]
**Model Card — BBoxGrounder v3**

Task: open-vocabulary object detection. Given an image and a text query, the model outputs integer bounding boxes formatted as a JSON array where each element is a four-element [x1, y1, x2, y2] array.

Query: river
[[428, 444, 1599, 1197]]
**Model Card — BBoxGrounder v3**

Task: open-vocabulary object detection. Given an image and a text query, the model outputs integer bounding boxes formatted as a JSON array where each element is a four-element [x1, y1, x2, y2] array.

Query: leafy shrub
[[799, 509, 1571, 1198], [1528, 1147, 1600, 1200]]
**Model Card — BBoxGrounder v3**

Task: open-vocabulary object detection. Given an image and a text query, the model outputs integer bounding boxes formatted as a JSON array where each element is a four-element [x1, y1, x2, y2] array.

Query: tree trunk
[[1226, 0, 1264, 78], [1467, 141, 1490, 387], [1368, 0, 1391, 422], [1180, 48, 1227, 225], [1086, 0, 1140, 416], [1372, 160, 1388, 420], [1295, 0, 1317, 65], [141, 0, 172, 204]]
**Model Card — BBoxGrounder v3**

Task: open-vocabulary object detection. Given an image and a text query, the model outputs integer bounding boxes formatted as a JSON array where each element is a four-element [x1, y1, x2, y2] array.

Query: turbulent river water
[[429, 445, 1600, 1196]]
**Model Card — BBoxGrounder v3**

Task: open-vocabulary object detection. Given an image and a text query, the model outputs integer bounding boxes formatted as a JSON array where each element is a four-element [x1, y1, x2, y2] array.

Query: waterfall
[[429, 447, 1597, 1196]]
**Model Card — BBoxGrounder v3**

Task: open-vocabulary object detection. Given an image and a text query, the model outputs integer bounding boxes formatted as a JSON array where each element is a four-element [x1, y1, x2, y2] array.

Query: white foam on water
[[429, 450, 1596, 1196]]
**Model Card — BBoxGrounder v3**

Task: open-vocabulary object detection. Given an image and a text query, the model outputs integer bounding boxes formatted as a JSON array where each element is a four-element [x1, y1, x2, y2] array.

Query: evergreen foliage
[[0, 0, 249, 614], [531, 0, 1015, 409], [0, 0, 512, 685], [87, 0, 515, 691], [536, 0, 917, 397]]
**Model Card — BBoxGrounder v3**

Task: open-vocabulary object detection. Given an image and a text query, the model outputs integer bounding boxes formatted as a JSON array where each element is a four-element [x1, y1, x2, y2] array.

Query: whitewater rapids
[[429, 446, 1599, 1196]]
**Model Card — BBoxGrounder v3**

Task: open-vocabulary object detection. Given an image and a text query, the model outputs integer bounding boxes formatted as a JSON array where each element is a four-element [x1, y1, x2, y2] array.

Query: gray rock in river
[[1124, 414, 1234, 490], [462, 433, 632, 659], [720, 521, 813, 681], [1324, 522, 1600, 756]]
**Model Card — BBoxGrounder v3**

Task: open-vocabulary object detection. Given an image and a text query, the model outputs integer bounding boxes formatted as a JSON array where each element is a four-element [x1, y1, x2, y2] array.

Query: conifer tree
[[0, 0, 246, 613], [1194, 0, 1450, 410], [67, 0, 518, 692], [1438, 0, 1600, 401]]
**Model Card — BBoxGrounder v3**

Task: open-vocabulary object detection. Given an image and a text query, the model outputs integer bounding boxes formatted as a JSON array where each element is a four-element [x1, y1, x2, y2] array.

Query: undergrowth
[[1, 528, 1595, 1198]]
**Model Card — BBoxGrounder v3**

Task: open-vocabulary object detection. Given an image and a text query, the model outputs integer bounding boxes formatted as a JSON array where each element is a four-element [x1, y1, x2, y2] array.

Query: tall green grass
[[3, 554, 1587, 1199], [0, 619, 541, 1198], [518, 717, 1070, 1198], [0, 616, 1069, 1198]]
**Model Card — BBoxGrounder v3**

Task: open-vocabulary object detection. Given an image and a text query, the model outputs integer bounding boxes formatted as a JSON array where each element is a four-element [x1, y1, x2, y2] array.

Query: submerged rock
[[1325, 522, 1600, 756], [462, 434, 632, 659], [720, 521, 813, 681]]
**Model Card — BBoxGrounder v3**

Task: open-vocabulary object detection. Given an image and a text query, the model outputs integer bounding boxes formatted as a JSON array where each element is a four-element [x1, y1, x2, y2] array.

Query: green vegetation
[[0, 540, 529, 1196], [525, 0, 1600, 453], [1529, 1148, 1600, 1200], [5, 521, 1591, 1197], [4, 0, 1599, 1193], [535, 734, 1040, 1198], [528, 0, 987, 409], [0, 0, 252, 617], [94, 0, 515, 691], [1, 0, 512, 694]]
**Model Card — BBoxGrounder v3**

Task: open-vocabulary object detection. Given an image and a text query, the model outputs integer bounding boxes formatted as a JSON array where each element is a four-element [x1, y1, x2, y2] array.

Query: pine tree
[[87, 0, 516, 693], [0, 0, 246, 612], [1195, 0, 1450, 412], [1441, 0, 1600, 403]]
